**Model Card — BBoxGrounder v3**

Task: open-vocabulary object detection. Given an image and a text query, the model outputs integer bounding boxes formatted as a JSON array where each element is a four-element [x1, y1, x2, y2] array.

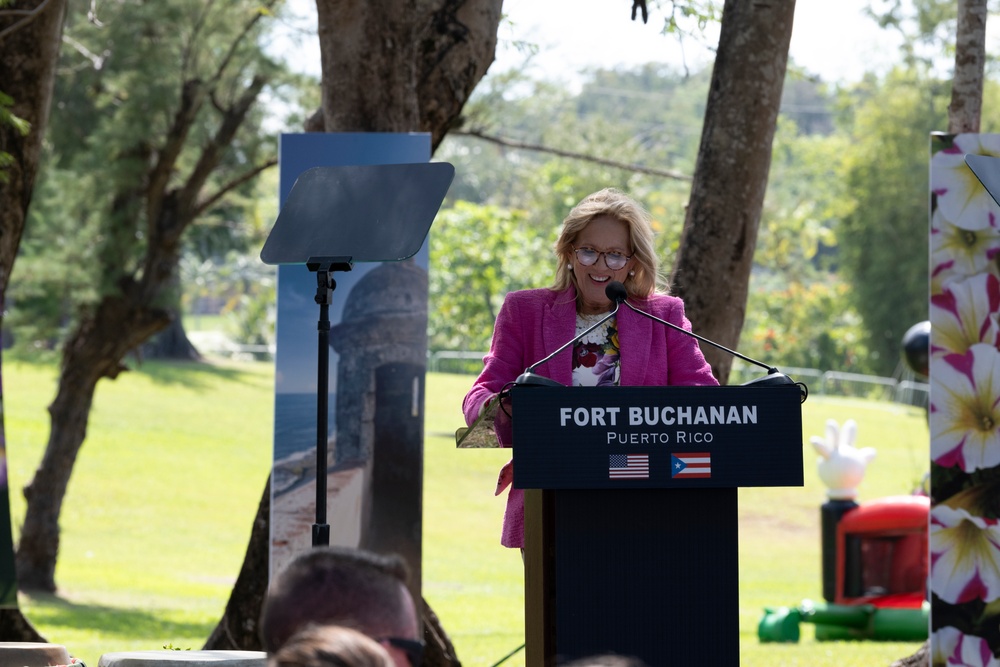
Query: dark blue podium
[[512, 384, 804, 666]]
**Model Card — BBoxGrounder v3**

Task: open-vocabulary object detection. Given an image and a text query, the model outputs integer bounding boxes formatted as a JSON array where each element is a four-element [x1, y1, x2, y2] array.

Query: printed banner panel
[[929, 133, 1000, 664], [270, 134, 432, 605]]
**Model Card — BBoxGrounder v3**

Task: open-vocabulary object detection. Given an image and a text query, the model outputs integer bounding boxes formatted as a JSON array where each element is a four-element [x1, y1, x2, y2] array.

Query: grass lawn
[[2, 358, 928, 666]]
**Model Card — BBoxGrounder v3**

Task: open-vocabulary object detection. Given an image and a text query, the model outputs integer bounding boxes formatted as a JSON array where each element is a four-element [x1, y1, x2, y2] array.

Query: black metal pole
[[307, 257, 352, 548], [313, 269, 332, 547]]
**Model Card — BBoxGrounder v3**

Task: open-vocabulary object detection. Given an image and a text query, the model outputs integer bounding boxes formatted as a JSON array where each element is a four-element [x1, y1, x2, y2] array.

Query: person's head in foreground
[[552, 187, 662, 315], [558, 653, 650, 667], [260, 546, 423, 667], [268, 624, 394, 667]]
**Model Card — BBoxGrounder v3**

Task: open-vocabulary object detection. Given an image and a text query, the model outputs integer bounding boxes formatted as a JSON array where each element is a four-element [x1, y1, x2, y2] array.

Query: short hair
[[260, 547, 416, 654], [268, 624, 394, 667], [551, 188, 663, 299]]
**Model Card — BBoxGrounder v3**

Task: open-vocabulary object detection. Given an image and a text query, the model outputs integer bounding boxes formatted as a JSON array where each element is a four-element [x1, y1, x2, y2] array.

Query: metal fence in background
[[429, 352, 930, 409]]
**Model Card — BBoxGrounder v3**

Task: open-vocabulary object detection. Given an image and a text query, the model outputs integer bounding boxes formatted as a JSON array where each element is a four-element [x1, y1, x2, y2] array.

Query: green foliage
[[836, 67, 949, 376], [0, 91, 30, 135], [743, 276, 870, 373], [223, 288, 275, 349], [0, 91, 30, 184], [662, 0, 723, 33], [181, 164, 281, 348], [738, 116, 873, 373], [4, 165, 102, 351], [6, 0, 294, 351], [183, 249, 276, 348], [756, 117, 847, 277], [439, 61, 880, 377], [429, 201, 554, 352], [644, 0, 723, 58]]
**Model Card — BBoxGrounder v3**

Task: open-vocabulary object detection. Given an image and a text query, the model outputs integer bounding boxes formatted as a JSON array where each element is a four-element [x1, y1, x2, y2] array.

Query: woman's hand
[[495, 459, 514, 495]]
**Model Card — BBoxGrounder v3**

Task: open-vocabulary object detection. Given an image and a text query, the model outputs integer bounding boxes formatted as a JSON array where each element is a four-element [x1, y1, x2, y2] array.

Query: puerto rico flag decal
[[671, 452, 711, 479]]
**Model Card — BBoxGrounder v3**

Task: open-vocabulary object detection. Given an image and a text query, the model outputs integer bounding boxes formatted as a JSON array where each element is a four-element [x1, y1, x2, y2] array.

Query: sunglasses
[[380, 636, 424, 666], [573, 246, 632, 271]]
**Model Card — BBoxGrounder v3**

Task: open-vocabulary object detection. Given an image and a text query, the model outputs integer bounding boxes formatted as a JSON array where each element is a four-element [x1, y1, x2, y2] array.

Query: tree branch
[[145, 77, 207, 223], [451, 129, 691, 181], [208, 0, 279, 88], [194, 156, 277, 217], [147, 0, 279, 222], [0, 0, 54, 42], [181, 74, 267, 209]]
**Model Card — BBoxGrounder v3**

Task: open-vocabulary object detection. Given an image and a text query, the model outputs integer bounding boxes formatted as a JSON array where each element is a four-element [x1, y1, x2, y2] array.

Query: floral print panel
[[573, 313, 621, 387], [930, 133, 1000, 664]]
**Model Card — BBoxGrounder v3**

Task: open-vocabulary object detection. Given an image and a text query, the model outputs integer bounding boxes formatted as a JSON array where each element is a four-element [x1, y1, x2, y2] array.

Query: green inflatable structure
[[758, 599, 929, 643]]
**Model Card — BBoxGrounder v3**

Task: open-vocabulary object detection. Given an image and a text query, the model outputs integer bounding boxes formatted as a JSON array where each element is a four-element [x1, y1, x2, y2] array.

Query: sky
[[490, 0, 902, 86], [277, 0, 907, 86]]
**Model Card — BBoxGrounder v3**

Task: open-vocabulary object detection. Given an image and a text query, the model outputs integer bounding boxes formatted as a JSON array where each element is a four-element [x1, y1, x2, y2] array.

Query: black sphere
[[902, 320, 930, 377]]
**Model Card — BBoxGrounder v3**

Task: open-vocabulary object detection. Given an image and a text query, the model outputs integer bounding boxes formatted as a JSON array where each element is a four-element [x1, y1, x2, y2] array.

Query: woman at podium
[[462, 188, 718, 549]]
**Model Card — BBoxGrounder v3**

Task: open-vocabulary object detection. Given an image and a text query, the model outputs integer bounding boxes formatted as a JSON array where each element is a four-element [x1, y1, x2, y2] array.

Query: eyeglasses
[[573, 247, 632, 271], [380, 636, 425, 666]]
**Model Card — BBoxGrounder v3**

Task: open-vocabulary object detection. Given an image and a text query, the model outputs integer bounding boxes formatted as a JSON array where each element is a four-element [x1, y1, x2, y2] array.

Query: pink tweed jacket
[[462, 286, 719, 548]]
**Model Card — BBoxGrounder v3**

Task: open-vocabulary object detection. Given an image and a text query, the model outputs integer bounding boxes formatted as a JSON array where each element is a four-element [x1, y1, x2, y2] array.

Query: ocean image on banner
[[273, 392, 336, 463]]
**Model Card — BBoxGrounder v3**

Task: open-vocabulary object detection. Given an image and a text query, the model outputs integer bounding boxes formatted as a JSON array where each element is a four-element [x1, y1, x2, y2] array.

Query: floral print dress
[[572, 312, 621, 386]]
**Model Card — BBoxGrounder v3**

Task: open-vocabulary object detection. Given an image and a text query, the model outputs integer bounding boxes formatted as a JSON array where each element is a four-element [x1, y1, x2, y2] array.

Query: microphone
[[514, 295, 623, 387], [605, 280, 629, 306], [605, 281, 806, 400]]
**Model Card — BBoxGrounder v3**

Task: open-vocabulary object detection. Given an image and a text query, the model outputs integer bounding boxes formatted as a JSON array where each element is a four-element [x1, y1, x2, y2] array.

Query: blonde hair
[[551, 188, 663, 300], [268, 625, 394, 667]]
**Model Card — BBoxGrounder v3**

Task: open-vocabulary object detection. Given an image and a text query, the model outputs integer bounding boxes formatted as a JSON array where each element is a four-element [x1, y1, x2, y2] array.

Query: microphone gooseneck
[[514, 292, 623, 387], [604, 281, 806, 400]]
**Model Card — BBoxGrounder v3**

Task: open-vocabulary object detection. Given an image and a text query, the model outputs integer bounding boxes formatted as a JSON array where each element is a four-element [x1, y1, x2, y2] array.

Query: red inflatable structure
[[759, 493, 930, 642], [835, 494, 929, 608]]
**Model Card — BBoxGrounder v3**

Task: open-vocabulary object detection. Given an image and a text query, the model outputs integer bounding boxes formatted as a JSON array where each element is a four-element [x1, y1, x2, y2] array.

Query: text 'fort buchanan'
[[511, 385, 804, 491]]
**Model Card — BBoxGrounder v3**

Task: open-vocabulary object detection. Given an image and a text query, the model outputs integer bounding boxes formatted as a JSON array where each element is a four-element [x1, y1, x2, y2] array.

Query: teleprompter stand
[[261, 162, 454, 546], [513, 384, 804, 665]]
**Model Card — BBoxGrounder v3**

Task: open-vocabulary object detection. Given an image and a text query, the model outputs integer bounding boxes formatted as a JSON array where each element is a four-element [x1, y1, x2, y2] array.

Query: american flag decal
[[671, 452, 711, 478], [609, 454, 649, 479]]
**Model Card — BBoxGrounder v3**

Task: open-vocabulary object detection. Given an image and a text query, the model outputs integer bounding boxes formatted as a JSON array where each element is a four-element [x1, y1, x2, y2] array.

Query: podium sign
[[511, 385, 804, 666], [513, 384, 803, 490]]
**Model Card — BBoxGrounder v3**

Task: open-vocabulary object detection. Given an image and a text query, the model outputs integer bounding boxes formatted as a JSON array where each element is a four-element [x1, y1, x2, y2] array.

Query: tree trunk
[[0, 0, 68, 296], [203, 476, 271, 651], [0, 608, 46, 642], [316, 0, 502, 150], [144, 310, 202, 361], [142, 272, 200, 361], [0, 333, 49, 637], [948, 0, 986, 133], [668, 0, 796, 384], [17, 293, 170, 590], [0, 0, 74, 630], [420, 600, 461, 666], [889, 640, 928, 667]]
